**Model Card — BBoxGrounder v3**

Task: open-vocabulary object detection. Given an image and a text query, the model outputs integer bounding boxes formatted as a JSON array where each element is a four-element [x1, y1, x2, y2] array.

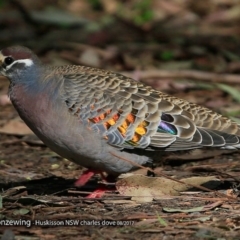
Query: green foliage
[[156, 211, 168, 226], [89, 0, 103, 11], [0, 0, 6, 8], [117, 0, 154, 26], [160, 51, 174, 61], [216, 83, 240, 103], [134, 0, 154, 25]]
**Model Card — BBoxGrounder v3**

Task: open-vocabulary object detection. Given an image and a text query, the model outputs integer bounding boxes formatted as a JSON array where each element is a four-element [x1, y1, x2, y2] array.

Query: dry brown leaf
[[101, 0, 119, 14], [116, 175, 219, 203], [0, 118, 33, 135], [79, 49, 101, 67], [0, 94, 11, 106]]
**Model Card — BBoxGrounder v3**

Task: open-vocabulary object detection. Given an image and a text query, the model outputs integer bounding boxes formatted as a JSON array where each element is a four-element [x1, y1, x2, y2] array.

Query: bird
[[1, 46, 240, 197]]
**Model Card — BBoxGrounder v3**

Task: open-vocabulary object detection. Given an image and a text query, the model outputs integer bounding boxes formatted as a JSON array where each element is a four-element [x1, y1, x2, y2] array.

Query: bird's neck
[[8, 67, 62, 114], [10, 66, 59, 94]]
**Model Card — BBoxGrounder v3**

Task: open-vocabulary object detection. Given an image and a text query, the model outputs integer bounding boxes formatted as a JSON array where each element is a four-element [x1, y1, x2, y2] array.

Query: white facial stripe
[[6, 59, 33, 70]]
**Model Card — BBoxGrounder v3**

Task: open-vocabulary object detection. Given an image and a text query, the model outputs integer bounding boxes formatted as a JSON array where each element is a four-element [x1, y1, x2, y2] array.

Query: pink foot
[[86, 187, 107, 198], [74, 169, 102, 187], [74, 169, 116, 198]]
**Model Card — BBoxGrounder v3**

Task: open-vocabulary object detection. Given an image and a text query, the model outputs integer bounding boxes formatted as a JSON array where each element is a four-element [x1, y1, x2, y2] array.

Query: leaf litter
[[1, 0, 240, 239], [116, 175, 220, 202]]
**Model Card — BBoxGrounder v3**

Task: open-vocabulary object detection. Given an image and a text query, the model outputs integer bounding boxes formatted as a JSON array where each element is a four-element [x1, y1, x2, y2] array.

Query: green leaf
[[163, 206, 204, 213], [216, 84, 240, 103], [13, 208, 30, 215], [161, 51, 174, 61], [156, 211, 168, 226], [229, 116, 240, 124]]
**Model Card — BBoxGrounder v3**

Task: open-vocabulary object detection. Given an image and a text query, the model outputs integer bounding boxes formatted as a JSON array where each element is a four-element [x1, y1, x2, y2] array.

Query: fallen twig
[[120, 70, 240, 85]]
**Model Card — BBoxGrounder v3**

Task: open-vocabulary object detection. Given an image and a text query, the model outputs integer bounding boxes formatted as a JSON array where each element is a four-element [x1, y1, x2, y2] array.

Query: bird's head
[[0, 46, 41, 83]]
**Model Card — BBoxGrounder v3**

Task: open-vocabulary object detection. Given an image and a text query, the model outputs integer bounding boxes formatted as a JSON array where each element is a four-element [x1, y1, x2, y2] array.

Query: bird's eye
[[4, 57, 14, 66]]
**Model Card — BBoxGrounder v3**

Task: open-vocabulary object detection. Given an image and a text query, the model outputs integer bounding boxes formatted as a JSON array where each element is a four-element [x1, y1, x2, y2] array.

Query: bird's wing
[[58, 65, 240, 151]]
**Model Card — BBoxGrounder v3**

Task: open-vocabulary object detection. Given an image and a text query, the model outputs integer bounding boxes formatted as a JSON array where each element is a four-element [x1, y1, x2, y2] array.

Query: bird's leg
[[74, 169, 103, 186], [74, 169, 116, 198], [86, 174, 116, 198], [85, 186, 108, 198]]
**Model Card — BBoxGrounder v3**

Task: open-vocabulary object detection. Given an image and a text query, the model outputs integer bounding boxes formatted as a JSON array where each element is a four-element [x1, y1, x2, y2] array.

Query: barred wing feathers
[[57, 65, 240, 151]]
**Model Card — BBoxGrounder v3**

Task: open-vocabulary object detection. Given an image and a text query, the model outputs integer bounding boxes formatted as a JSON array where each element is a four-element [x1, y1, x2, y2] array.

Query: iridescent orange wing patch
[[89, 109, 148, 146]]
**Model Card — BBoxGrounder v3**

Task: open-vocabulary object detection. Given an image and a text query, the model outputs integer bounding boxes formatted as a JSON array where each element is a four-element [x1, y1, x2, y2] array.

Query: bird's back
[[2, 45, 240, 175], [50, 65, 240, 152]]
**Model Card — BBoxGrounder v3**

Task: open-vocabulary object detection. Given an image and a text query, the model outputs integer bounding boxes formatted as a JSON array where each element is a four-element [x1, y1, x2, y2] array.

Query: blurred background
[[1, 0, 240, 119], [1, 2, 240, 238], [1, 0, 240, 117]]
